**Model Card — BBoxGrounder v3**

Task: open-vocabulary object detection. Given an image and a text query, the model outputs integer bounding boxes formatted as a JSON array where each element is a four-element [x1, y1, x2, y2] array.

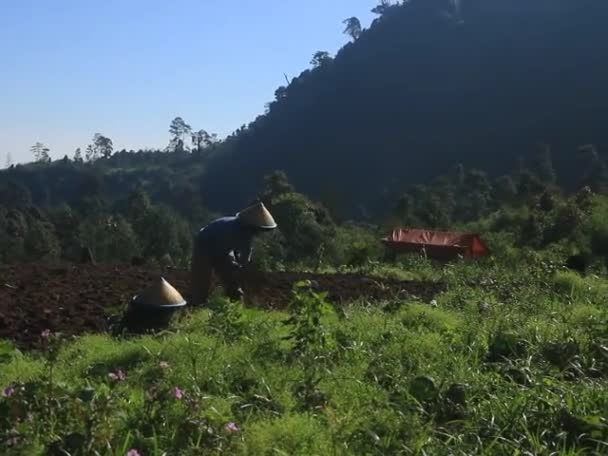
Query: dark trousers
[[190, 243, 243, 305]]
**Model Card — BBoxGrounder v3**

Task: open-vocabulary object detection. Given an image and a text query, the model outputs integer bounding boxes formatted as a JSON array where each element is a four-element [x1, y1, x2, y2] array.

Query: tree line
[[21, 117, 218, 166], [0, 168, 382, 270], [3, 144, 608, 271]]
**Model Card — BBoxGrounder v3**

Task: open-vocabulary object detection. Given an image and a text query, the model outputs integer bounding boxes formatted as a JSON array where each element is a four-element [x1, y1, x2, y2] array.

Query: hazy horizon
[[0, 0, 374, 166]]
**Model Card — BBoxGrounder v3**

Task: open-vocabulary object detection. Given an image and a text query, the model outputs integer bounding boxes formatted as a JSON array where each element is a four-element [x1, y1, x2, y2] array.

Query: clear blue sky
[[0, 0, 375, 165]]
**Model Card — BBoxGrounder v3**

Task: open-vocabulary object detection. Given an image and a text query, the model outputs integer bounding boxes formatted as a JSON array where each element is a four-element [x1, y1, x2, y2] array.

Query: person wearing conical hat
[[189, 201, 277, 305], [133, 277, 187, 308]]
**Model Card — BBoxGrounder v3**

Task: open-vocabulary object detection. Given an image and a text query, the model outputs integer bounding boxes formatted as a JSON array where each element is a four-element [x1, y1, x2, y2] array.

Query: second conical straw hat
[[133, 277, 186, 308]]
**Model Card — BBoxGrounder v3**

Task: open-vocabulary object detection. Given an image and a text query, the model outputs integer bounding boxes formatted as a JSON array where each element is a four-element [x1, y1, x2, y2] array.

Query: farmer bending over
[[190, 201, 277, 305]]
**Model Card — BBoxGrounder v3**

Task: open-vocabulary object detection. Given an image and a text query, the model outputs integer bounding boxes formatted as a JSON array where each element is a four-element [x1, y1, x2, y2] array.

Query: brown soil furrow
[[0, 264, 444, 350]]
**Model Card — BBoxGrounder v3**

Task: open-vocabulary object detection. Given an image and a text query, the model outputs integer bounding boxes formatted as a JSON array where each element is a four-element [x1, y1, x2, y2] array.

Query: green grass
[[1, 261, 607, 455]]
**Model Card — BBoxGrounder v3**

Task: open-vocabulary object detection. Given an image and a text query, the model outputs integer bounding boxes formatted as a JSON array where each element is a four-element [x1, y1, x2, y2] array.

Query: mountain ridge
[[202, 0, 608, 217]]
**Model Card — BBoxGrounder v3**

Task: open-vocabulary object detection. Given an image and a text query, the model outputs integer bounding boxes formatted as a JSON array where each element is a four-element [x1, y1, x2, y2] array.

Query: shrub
[[552, 271, 590, 299], [271, 192, 335, 264], [24, 220, 61, 261], [78, 214, 141, 262], [251, 229, 287, 271], [584, 196, 608, 257], [325, 223, 382, 267]]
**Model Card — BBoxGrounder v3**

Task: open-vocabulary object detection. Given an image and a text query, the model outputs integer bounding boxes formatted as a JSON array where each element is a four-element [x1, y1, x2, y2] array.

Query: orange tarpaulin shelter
[[382, 228, 490, 260]]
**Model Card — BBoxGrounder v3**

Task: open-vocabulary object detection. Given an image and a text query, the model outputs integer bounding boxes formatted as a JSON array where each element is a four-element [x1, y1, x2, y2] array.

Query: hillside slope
[[203, 0, 608, 216]]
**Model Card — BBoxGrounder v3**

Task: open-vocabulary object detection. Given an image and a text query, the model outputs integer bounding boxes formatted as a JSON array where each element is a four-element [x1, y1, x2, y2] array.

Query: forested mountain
[[203, 0, 608, 217], [3, 0, 608, 267], [4, 0, 608, 218]]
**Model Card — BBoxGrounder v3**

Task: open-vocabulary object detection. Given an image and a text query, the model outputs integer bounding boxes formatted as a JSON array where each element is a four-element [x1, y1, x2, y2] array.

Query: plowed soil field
[[0, 264, 445, 349]]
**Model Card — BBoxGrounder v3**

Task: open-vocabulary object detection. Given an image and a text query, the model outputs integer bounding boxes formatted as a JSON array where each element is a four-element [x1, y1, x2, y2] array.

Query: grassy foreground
[[1, 259, 608, 455]]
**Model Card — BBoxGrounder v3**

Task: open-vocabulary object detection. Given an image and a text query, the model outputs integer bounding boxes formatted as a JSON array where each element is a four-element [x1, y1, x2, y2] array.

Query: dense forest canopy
[[202, 0, 608, 217]]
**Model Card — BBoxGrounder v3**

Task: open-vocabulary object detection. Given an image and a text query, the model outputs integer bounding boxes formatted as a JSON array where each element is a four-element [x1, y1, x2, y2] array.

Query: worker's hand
[[239, 263, 256, 280]]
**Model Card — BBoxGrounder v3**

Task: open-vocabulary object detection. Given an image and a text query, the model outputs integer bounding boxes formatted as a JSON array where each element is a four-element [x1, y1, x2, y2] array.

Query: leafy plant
[[283, 281, 335, 410], [206, 295, 246, 341]]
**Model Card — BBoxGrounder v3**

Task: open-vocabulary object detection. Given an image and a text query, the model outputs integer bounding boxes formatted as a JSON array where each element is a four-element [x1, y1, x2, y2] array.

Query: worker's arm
[[235, 237, 253, 268]]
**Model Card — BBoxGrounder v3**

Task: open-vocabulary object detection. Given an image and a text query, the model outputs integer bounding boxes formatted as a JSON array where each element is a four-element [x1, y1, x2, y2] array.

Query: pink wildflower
[[159, 361, 170, 370], [171, 386, 184, 399], [6, 429, 20, 447], [126, 450, 141, 456], [2, 385, 16, 398], [108, 369, 126, 382], [7, 436, 20, 446], [224, 421, 239, 433]]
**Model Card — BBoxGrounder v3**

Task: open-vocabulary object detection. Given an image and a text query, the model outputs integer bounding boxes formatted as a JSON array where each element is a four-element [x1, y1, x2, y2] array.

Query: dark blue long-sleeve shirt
[[196, 216, 254, 266]]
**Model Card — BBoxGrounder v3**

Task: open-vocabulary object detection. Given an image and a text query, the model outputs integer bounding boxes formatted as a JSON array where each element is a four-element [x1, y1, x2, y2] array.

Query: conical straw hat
[[133, 277, 186, 308], [236, 202, 277, 229]]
